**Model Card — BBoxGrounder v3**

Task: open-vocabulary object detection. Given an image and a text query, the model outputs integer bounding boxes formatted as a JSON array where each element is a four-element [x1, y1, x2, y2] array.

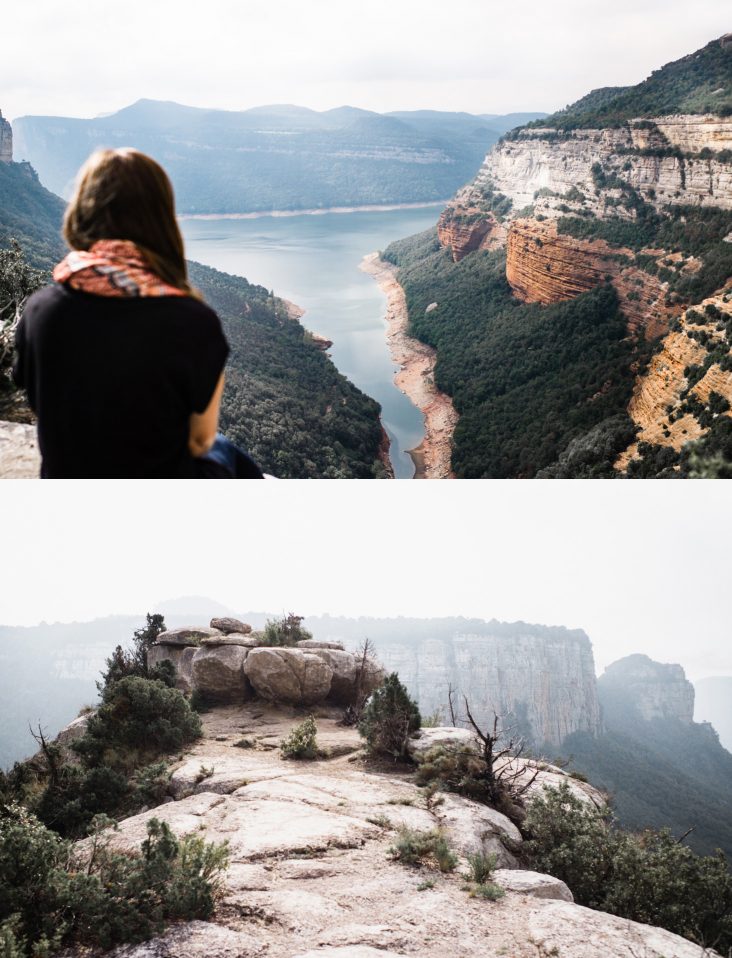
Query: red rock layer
[[437, 207, 499, 262], [506, 218, 679, 338]]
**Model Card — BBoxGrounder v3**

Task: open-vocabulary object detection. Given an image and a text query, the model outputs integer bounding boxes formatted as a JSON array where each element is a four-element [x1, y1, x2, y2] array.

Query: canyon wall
[[0, 110, 12, 163], [367, 624, 602, 748]]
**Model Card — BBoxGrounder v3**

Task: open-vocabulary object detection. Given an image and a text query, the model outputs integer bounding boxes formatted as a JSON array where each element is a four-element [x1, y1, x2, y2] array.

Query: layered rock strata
[[505, 218, 680, 338], [615, 287, 732, 467]]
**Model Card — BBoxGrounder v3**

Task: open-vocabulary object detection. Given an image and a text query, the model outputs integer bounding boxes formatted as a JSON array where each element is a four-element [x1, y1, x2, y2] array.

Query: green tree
[[358, 673, 421, 760], [0, 240, 45, 419], [99, 613, 168, 691]]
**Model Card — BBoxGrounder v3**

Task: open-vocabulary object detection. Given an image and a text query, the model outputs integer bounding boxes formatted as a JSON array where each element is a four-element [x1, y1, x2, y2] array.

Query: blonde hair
[[63, 148, 195, 296]]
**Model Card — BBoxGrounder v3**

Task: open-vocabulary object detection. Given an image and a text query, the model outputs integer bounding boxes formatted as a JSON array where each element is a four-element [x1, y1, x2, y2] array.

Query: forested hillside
[[383, 228, 644, 477], [14, 101, 510, 212], [564, 686, 732, 862]]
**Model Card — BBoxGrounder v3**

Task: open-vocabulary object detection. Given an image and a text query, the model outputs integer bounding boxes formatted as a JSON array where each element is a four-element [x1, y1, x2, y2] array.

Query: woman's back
[[15, 283, 228, 478]]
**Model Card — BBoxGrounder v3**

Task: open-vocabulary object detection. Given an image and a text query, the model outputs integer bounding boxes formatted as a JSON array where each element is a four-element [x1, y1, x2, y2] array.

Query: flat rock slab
[[201, 634, 261, 647], [496, 756, 605, 807], [155, 627, 221, 646], [210, 617, 252, 633], [279, 858, 341, 880], [91, 792, 225, 852], [109, 920, 263, 957], [169, 755, 287, 799], [529, 900, 711, 958], [494, 868, 573, 901], [213, 797, 376, 860], [297, 639, 345, 650], [293, 950, 408, 958]]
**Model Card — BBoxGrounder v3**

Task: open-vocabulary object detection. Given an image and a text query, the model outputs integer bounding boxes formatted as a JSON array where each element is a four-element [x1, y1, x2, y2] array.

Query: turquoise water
[[180, 206, 441, 479]]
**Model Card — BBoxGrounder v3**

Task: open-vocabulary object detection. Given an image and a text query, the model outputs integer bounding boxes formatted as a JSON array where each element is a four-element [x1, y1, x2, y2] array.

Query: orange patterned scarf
[[53, 240, 187, 298]]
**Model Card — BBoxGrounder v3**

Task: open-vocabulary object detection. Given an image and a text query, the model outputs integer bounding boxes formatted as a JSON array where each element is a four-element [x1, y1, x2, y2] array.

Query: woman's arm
[[189, 371, 225, 458]]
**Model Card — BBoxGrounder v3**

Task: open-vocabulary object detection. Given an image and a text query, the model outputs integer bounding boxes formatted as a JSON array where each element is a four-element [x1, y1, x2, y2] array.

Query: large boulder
[[148, 644, 196, 693], [431, 792, 521, 867], [210, 617, 252, 634], [200, 633, 261, 648], [307, 649, 358, 704], [244, 648, 333, 706], [407, 726, 476, 762], [493, 868, 573, 901], [155, 627, 221, 646], [191, 645, 251, 703]]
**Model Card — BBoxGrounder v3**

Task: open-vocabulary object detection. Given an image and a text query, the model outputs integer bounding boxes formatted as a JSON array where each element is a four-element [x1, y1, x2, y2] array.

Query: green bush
[[75, 676, 202, 769], [466, 850, 498, 884], [358, 673, 421, 760], [262, 613, 312, 647], [0, 804, 228, 956], [468, 882, 505, 901], [524, 781, 732, 951], [388, 827, 457, 872], [280, 716, 318, 760]]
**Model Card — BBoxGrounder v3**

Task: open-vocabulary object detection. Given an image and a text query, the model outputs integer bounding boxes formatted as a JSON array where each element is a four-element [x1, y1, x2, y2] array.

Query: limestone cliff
[[599, 653, 695, 722], [0, 110, 12, 163], [432, 34, 732, 475], [332, 622, 602, 749]]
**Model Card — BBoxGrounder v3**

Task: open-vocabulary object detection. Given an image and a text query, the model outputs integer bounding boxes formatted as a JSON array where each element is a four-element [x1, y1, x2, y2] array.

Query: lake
[[180, 205, 442, 478]]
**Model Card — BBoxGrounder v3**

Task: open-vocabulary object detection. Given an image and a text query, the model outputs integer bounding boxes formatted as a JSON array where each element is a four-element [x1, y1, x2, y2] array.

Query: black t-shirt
[[13, 284, 229, 478]]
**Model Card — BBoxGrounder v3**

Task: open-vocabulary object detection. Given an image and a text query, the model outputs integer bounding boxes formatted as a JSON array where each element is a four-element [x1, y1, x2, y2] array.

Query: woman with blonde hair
[[13, 147, 263, 478]]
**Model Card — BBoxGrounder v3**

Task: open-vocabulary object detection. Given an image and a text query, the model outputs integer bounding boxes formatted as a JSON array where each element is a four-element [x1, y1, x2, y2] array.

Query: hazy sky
[[1, 0, 729, 120], [2, 481, 729, 681]]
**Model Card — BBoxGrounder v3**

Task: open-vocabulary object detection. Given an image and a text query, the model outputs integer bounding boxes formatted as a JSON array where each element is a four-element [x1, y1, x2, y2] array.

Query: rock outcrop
[[599, 654, 695, 722], [506, 218, 680, 338], [0, 110, 12, 163], [94, 704, 712, 958], [615, 287, 732, 468], [148, 621, 384, 709]]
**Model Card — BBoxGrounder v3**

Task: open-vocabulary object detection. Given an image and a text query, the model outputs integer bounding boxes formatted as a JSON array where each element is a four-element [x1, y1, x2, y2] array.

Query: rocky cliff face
[[505, 218, 679, 338], [367, 623, 601, 748], [616, 287, 732, 468], [0, 110, 12, 163], [599, 654, 695, 722], [462, 117, 732, 215]]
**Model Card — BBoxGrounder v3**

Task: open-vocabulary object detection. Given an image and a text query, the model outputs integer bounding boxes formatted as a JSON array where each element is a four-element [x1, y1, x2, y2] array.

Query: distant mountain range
[[695, 676, 732, 752], [12, 101, 547, 213]]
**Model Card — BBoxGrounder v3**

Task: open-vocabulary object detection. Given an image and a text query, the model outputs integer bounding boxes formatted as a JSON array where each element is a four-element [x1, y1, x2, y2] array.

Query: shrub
[[75, 676, 202, 769], [358, 673, 421, 760], [262, 613, 312, 647], [466, 850, 498, 884], [524, 781, 732, 951], [468, 882, 505, 901], [388, 827, 457, 872], [0, 804, 228, 956], [280, 716, 318, 760]]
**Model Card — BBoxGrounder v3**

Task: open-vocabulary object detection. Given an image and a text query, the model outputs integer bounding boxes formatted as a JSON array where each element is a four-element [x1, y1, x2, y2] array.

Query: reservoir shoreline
[[179, 200, 448, 222], [360, 252, 458, 480]]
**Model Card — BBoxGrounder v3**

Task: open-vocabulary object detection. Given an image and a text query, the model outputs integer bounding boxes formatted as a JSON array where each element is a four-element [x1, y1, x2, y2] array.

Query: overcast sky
[[1, 0, 729, 121], [1, 481, 729, 681]]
